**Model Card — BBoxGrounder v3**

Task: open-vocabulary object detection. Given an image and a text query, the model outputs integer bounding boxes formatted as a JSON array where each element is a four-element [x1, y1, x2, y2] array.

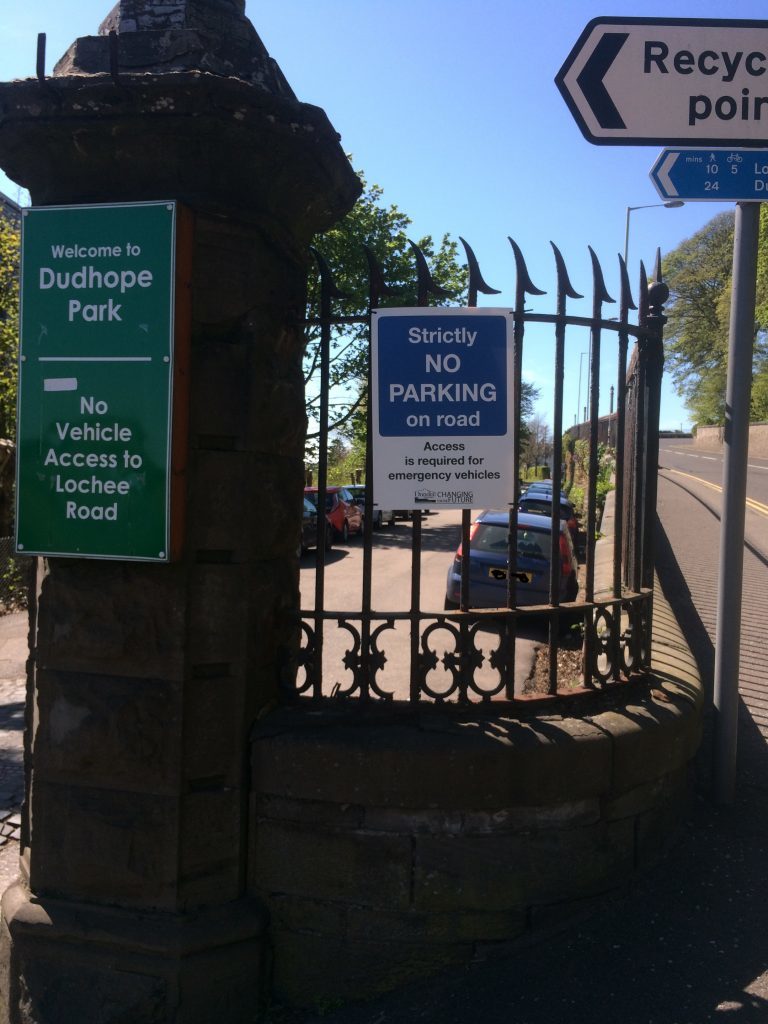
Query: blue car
[[521, 481, 569, 503], [444, 510, 579, 610]]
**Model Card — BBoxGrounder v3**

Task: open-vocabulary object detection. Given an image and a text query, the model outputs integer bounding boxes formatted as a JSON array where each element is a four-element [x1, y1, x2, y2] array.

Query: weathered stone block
[[254, 794, 365, 830], [28, 781, 180, 909], [266, 893, 347, 937], [596, 697, 698, 793], [252, 709, 613, 810], [192, 216, 306, 322], [187, 450, 254, 556], [413, 817, 635, 913], [601, 763, 688, 822], [0, 76, 362, 234], [412, 833, 528, 912], [179, 789, 242, 906], [183, 675, 241, 783], [189, 341, 307, 463], [187, 564, 249, 666], [270, 925, 471, 1009], [250, 819, 411, 909], [187, 450, 304, 561], [11, 946, 168, 1023], [36, 560, 188, 681], [523, 817, 635, 903], [190, 341, 250, 443], [33, 670, 182, 792], [0, 883, 268, 1024], [345, 905, 527, 945]]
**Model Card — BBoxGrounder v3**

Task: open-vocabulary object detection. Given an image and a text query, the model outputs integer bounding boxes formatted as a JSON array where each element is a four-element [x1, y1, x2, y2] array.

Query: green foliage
[[305, 170, 467, 453], [564, 441, 614, 523], [0, 552, 27, 612], [0, 217, 20, 441], [305, 168, 546, 461], [662, 211, 734, 425], [522, 465, 550, 482], [663, 208, 768, 426]]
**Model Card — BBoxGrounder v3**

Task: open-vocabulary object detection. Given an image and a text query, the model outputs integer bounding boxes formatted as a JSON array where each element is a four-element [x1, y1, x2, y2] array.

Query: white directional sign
[[557, 17, 768, 146], [372, 307, 515, 511]]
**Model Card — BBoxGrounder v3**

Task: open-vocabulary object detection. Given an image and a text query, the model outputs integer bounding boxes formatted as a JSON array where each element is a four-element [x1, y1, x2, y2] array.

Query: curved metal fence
[[287, 238, 666, 706]]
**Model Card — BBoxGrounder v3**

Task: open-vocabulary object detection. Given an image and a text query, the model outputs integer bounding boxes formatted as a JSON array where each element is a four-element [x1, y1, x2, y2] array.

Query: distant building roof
[[0, 192, 22, 228]]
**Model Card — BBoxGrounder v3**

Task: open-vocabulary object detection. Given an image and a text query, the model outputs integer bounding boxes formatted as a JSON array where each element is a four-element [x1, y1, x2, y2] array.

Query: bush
[[563, 441, 614, 526], [0, 537, 28, 613]]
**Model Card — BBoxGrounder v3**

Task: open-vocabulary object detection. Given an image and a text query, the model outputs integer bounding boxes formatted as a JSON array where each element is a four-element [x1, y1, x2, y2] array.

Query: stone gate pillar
[[0, 2, 360, 1021]]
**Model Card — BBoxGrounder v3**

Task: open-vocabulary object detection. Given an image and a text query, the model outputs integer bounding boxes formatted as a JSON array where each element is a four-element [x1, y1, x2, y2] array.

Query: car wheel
[[341, 521, 349, 543], [325, 524, 334, 550], [443, 597, 460, 611], [374, 510, 383, 529]]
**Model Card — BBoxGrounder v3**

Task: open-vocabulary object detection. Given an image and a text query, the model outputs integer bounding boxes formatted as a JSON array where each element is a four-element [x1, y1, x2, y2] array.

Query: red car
[[304, 486, 363, 543]]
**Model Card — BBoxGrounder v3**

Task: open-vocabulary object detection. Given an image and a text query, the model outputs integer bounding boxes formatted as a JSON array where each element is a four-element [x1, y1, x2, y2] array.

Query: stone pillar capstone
[[0, 2, 360, 1020]]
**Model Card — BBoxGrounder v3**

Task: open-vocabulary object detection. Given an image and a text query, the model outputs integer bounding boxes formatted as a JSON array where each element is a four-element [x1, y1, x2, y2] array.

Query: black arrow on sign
[[576, 32, 628, 129]]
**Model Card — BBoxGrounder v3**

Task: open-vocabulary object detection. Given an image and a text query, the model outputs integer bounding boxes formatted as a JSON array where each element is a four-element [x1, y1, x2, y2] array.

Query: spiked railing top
[[550, 242, 582, 314], [459, 237, 500, 307], [618, 254, 637, 322], [408, 240, 453, 307], [588, 246, 615, 315], [508, 237, 545, 315]]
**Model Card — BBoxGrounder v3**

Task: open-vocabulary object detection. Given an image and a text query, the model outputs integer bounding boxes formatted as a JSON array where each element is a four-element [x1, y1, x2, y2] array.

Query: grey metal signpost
[[713, 201, 760, 804], [558, 15, 767, 803]]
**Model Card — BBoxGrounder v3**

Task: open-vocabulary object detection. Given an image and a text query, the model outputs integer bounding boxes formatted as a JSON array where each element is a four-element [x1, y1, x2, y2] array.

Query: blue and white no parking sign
[[372, 307, 515, 510]]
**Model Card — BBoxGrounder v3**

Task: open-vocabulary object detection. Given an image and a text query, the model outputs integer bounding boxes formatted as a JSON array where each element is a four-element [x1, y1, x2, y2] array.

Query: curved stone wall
[[249, 598, 703, 1008]]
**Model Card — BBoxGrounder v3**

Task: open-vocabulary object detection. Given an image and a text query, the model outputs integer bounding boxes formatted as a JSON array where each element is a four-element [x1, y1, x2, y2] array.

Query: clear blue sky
[[2, 1, 766, 431]]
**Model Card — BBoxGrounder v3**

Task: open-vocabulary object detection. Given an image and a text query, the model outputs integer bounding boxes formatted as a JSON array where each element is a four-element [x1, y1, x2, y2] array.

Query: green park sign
[[16, 201, 189, 561]]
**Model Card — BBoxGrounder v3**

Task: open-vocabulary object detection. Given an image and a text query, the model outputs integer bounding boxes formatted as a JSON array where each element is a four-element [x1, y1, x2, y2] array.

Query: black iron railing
[[289, 239, 665, 705]]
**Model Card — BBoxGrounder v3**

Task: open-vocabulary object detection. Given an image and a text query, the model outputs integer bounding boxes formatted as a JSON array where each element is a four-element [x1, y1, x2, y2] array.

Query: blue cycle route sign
[[650, 148, 768, 202], [372, 307, 514, 511]]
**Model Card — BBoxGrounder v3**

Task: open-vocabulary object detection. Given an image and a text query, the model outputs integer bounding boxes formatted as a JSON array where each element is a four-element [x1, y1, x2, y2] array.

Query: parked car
[[298, 497, 334, 558], [444, 509, 579, 610], [521, 480, 569, 502], [517, 493, 579, 544], [304, 486, 363, 542], [345, 485, 395, 529]]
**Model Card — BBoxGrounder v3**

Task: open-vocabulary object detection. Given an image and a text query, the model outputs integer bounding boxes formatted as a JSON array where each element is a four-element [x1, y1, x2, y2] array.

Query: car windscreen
[[472, 523, 550, 560], [521, 498, 573, 518], [520, 498, 552, 515], [304, 493, 334, 511]]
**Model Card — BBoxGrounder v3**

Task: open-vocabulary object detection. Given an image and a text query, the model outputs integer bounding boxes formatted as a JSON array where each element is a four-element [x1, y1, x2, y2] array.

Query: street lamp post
[[624, 200, 684, 265], [576, 351, 587, 428]]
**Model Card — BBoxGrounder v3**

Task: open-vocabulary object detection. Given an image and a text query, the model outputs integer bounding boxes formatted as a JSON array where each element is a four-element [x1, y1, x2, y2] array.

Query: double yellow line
[[666, 468, 768, 518]]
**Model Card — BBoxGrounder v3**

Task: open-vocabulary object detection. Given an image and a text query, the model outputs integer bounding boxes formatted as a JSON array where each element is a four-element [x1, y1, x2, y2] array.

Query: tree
[[662, 211, 734, 425], [663, 207, 768, 425], [305, 170, 545, 469], [0, 215, 19, 442], [522, 413, 551, 471], [304, 170, 467, 455], [0, 216, 19, 537]]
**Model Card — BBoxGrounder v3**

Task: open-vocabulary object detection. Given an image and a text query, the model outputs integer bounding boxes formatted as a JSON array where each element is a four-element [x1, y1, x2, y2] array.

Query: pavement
[[1, 483, 767, 1023]]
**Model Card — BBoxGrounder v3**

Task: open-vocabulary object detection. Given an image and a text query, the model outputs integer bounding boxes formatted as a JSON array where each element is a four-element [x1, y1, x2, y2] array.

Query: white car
[[345, 485, 395, 529]]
